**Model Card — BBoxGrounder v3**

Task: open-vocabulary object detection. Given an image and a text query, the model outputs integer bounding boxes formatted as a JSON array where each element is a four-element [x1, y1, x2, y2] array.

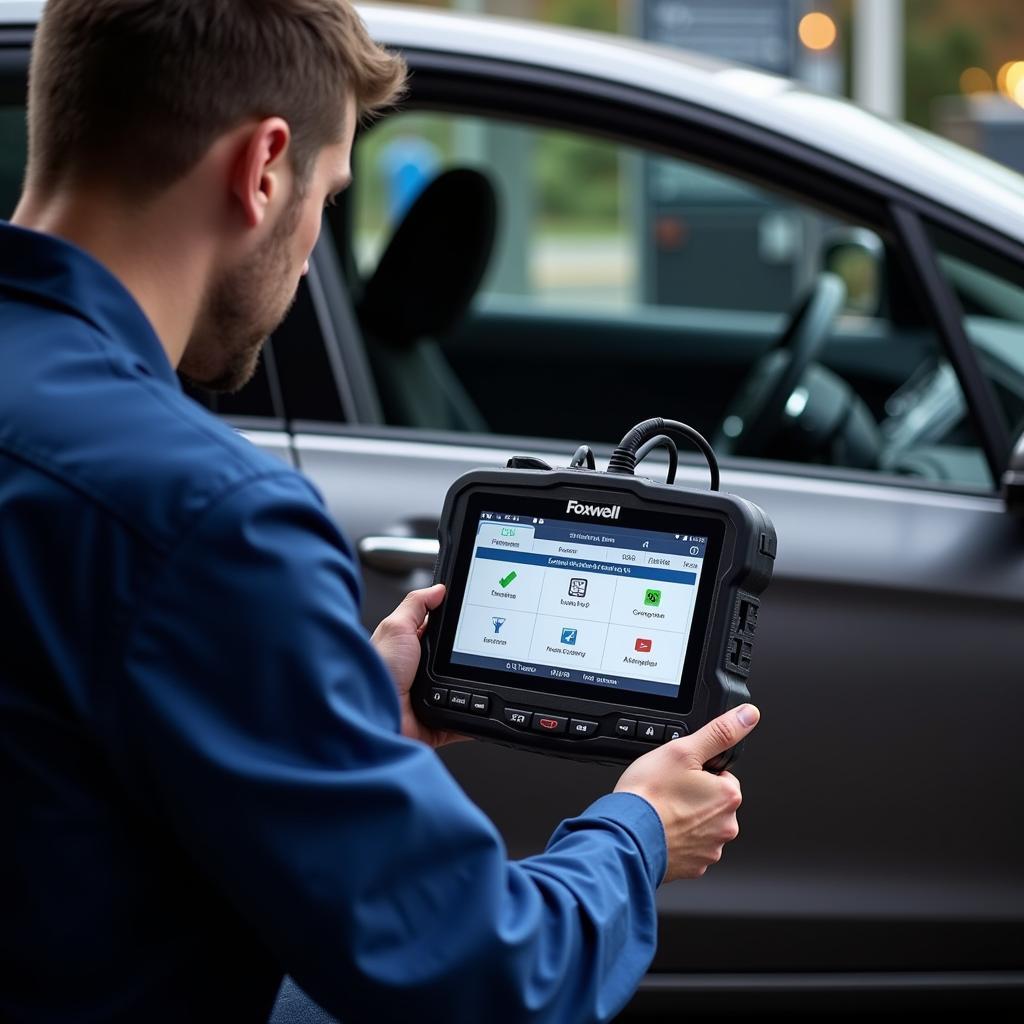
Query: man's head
[[24, 0, 407, 391]]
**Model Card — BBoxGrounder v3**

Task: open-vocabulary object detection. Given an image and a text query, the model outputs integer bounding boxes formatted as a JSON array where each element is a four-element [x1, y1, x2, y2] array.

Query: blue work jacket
[[0, 222, 666, 1023]]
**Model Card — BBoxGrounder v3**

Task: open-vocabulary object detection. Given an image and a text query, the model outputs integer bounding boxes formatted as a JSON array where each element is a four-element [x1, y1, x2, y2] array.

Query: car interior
[[357, 165, 495, 432]]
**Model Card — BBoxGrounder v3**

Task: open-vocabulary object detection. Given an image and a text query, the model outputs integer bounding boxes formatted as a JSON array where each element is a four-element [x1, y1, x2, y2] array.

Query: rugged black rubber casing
[[413, 467, 775, 769]]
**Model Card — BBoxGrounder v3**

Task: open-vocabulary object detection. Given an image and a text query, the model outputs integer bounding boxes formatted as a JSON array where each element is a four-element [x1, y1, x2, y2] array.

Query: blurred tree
[[903, 0, 1024, 126], [905, 16, 985, 126], [539, 0, 619, 33]]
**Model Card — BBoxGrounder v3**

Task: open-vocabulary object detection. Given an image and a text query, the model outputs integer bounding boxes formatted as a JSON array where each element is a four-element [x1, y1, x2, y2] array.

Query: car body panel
[[291, 428, 1024, 977]]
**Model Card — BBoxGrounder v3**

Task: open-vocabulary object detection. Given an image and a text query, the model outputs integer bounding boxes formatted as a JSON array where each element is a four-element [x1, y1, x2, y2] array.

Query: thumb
[[679, 704, 760, 767], [382, 584, 446, 634]]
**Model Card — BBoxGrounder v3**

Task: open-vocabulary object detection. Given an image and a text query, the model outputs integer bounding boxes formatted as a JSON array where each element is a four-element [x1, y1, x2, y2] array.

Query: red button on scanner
[[530, 713, 567, 735]]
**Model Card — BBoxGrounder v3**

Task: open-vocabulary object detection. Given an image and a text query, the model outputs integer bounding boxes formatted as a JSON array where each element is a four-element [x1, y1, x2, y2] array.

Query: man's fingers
[[420, 583, 446, 610], [386, 584, 445, 632], [679, 704, 760, 766]]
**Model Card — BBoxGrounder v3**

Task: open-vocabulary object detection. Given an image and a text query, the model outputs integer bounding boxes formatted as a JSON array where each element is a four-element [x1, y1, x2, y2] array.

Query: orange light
[[1014, 78, 1024, 108], [959, 67, 993, 95], [1006, 61, 1024, 98], [798, 12, 837, 51], [996, 60, 1024, 96]]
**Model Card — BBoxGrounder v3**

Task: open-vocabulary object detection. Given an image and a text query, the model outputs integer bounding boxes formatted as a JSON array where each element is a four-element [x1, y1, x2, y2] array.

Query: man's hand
[[614, 704, 760, 882], [371, 584, 468, 749]]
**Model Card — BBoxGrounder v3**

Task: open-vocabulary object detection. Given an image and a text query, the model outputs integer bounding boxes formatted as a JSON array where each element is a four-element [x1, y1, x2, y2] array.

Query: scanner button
[[447, 690, 471, 710], [428, 687, 448, 707], [664, 723, 687, 742], [568, 719, 598, 738], [614, 718, 637, 738], [504, 708, 531, 730], [638, 722, 665, 743], [531, 713, 568, 735], [470, 694, 490, 715]]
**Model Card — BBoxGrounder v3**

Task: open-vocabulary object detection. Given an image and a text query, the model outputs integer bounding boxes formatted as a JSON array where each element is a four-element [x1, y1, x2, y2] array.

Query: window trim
[[890, 204, 1012, 481], [306, 232, 382, 425]]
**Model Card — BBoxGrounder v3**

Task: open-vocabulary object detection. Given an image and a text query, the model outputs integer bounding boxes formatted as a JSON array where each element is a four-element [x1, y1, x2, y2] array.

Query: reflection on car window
[[355, 114, 838, 316], [348, 110, 991, 491]]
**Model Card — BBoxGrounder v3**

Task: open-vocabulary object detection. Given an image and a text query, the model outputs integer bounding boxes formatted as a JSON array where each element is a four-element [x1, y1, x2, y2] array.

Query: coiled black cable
[[607, 417, 720, 491]]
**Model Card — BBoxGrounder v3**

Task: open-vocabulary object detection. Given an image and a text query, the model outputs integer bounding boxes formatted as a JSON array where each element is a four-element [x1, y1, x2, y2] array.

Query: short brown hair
[[26, 0, 406, 197]]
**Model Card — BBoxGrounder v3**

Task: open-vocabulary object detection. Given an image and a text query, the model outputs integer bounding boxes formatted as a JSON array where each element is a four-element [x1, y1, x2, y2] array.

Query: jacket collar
[[0, 219, 179, 389]]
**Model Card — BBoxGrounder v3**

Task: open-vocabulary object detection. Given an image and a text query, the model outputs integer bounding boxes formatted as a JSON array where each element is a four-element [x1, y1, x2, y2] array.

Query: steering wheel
[[714, 272, 847, 458]]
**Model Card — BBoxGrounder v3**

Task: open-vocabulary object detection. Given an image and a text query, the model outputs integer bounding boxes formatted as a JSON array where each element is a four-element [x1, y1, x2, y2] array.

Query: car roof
[[4, 0, 1023, 242]]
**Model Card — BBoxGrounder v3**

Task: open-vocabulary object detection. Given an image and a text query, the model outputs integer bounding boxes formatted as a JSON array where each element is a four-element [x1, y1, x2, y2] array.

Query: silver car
[[2, 1, 1022, 1016]]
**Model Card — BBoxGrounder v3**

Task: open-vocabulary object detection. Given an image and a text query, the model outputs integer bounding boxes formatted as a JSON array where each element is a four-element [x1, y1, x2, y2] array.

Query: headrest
[[358, 167, 498, 350]]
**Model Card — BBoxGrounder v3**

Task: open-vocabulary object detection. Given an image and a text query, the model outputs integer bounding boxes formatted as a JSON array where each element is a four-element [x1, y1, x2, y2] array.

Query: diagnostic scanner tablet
[[412, 418, 776, 770]]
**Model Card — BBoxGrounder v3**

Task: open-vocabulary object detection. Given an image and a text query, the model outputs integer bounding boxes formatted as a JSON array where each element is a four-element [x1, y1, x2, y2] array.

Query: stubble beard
[[180, 200, 302, 395]]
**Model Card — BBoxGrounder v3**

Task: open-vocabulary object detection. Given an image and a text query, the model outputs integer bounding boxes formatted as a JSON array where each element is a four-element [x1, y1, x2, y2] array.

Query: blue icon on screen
[[492, 617, 506, 634], [561, 627, 577, 646]]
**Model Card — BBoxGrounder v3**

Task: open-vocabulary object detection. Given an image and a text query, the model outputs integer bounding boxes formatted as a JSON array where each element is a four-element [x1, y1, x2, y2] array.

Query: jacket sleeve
[[112, 470, 667, 1024]]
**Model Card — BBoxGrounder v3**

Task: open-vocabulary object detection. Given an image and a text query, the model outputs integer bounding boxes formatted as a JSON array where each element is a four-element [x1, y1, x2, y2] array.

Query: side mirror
[[1003, 431, 1024, 514], [822, 228, 885, 317]]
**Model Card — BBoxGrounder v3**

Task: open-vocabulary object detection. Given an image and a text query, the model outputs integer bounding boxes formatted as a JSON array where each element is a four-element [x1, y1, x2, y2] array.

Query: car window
[[927, 223, 1024, 441], [355, 113, 836, 317], [0, 105, 26, 218], [349, 109, 992, 490]]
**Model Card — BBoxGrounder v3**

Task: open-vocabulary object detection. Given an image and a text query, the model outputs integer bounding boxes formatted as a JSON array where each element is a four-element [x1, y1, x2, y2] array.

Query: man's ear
[[230, 117, 292, 229]]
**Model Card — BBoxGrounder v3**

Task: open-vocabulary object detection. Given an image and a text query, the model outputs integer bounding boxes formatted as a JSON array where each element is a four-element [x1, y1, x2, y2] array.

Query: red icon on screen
[[634, 638, 652, 653]]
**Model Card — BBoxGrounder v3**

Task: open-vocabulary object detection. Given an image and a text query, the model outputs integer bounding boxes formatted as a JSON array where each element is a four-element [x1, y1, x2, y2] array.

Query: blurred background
[[354, 0, 1024, 312], [372, 0, 1024, 132]]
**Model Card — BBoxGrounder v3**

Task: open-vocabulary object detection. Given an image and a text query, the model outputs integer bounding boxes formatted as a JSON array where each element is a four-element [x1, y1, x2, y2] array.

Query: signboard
[[638, 0, 798, 75]]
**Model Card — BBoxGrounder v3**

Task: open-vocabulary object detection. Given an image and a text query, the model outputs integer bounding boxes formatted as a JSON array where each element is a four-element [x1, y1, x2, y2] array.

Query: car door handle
[[357, 536, 439, 574]]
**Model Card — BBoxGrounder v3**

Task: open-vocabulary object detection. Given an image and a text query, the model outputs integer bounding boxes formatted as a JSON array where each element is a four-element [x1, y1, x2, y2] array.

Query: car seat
[[357, 167, 497, 433]]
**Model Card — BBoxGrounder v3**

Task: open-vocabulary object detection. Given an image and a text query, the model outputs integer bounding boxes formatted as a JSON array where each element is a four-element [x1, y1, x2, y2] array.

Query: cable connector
[[608, 417, 720, 491], [606, 447, 637, 475]]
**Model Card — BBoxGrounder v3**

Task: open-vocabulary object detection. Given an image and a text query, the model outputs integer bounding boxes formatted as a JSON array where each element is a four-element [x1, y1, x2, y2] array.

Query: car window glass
[[0, 105, 27, 218], [349, 110, 990, 490], [927, 223, 1024, 441]]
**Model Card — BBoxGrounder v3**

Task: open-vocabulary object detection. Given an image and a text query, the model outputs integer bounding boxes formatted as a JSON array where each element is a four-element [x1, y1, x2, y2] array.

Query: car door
[[294, 38, 1024, 1013]]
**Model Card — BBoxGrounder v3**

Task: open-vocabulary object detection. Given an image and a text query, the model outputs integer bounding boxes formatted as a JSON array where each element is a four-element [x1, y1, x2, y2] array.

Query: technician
[[0, 2, 759, 1021]]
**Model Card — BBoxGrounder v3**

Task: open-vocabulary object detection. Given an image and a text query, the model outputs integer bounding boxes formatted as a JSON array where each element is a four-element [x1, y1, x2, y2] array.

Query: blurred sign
[[634, 0, 834, 311], [936, 95, 1024, 177], [639, 0, 797, 75]]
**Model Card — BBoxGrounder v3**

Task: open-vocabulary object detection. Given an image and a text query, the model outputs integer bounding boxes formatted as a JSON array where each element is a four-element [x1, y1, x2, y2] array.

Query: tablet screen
[[446, 506, 711, 700]]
